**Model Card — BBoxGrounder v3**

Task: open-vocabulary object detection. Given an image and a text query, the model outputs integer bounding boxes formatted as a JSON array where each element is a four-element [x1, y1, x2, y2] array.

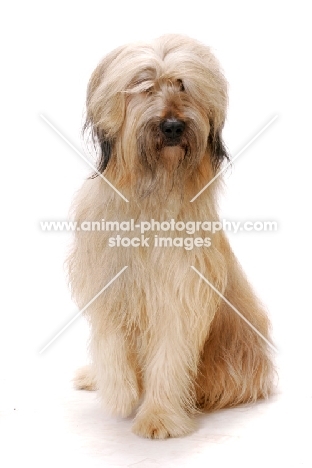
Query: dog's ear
[[88, 129, 113, 178], [86, 45, 125, 105], [99, 137, 112, 173], [84, 46, 125, 178], [208, 120, 230, 172], [94, 134, 112, 176]]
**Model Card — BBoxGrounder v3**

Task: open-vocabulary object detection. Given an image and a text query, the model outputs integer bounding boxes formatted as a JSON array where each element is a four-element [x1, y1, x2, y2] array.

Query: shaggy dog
[[67, 34, 274, 439]]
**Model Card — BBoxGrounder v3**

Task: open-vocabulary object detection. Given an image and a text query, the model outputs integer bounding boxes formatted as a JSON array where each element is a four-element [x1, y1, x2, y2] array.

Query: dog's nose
[[160, 118, 185, 141]]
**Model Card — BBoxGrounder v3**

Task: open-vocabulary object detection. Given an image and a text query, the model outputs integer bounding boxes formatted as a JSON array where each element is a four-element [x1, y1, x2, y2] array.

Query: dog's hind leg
[[195, 257, 275, 410], [73, 365, 97, 391]]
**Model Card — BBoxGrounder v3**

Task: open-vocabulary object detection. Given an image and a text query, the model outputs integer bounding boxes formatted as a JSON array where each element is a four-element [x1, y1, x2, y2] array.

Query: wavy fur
[[67, 34, 274, 439]]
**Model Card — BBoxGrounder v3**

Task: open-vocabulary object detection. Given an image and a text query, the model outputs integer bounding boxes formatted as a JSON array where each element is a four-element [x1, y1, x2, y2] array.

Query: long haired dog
[[68, 35, 274, 439]]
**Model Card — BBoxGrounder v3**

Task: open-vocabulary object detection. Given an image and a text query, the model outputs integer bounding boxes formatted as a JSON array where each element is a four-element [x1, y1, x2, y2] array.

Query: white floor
[[1, 355, 311, 468]]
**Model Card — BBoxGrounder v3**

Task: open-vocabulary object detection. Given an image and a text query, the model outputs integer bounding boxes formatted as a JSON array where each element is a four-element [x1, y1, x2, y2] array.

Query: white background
[[1, 1, 312, 467]]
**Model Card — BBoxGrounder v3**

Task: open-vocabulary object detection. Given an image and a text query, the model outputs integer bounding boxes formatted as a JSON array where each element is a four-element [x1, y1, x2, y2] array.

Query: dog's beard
[[136, 120, 205, 200]]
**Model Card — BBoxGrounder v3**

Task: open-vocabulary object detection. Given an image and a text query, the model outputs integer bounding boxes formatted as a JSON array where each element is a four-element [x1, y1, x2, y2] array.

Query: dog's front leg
[[91, 328, 140, 417], [132, 328, 201, 439]]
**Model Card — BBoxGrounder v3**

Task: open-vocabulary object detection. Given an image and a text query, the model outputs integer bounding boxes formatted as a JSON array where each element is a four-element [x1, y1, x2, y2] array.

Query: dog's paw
[[73, 365, 97, 391], [132, 409, 195, 439]]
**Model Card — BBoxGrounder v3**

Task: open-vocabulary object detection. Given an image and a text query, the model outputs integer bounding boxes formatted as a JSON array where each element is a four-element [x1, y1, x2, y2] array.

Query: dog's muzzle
[[160, 118, 185, 146]]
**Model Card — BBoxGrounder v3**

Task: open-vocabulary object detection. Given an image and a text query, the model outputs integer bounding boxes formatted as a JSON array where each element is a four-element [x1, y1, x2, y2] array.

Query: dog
[[67, 34, 274, 439]]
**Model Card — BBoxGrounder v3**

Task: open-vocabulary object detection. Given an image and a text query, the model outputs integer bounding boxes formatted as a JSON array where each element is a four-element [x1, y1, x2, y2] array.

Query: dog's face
[[85, 35, 228, 197]]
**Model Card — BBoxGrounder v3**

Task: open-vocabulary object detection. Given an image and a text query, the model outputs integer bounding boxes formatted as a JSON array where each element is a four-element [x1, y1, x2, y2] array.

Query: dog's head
[[85, 35, 228, 197]]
